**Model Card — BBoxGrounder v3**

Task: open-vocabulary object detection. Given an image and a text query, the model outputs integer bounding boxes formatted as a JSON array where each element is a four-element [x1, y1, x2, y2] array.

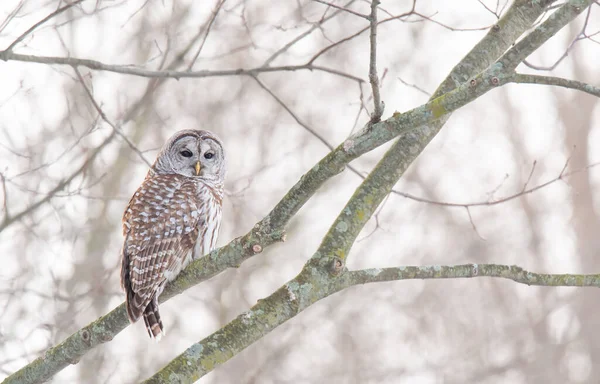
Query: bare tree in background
[[1, 0, 599, 383]]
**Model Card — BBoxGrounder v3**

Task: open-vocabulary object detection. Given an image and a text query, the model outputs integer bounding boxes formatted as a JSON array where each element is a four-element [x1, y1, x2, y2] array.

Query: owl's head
[[152, 129, 226, 182]]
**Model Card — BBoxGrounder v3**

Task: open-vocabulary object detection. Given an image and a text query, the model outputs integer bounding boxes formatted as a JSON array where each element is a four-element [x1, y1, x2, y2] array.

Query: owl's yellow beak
[[195, 161, 201, 176]]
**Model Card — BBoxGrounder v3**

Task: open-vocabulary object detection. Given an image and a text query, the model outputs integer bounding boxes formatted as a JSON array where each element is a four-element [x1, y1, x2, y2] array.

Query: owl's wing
[[121, 174, 205, 322]]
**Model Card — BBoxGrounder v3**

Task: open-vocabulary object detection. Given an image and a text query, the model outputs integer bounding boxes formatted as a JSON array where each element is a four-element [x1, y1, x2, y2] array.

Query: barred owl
[[120, 129, 226, 339]]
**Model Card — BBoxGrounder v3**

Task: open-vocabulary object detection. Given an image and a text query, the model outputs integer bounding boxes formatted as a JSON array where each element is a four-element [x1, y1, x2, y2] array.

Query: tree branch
[[511, 73, 600, 98], [312, 0, 369, 20], [345, 264, 600, 287], [0, 51, 363, 82], [368, 0, 384, 123]]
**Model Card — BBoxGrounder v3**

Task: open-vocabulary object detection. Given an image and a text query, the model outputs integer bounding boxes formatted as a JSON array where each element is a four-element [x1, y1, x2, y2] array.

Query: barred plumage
[[120, 129, 226, 339]]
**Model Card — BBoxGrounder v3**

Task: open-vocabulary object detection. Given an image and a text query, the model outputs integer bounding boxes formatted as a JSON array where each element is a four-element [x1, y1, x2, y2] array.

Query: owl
[[120, 129, 226, 339]]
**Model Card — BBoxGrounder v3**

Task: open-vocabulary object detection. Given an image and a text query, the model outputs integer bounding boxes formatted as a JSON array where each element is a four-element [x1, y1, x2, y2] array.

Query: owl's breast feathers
[[120, 173, 222, 323]]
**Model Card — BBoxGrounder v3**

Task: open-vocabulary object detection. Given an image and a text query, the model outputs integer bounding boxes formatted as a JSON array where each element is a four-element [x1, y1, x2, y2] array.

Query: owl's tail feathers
[[124, 290, 165, 340], [124, 288, 152, 324], [143, 297, 165, 341]]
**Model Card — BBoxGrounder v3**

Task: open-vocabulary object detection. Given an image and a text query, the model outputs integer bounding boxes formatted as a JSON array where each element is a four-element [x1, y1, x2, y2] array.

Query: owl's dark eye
[[180, 150, 193, 158], [204, 152, 214, 159]]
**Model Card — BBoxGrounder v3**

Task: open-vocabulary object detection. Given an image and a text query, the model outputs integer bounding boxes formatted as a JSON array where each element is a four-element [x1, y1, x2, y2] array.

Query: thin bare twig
[[251, 74, 367, 181], [397, 77, 432, 97], [251, 75, 334, 151], [4, 0, 85, 52], [521, 160, 537, 192], [187, 0, 226, 71], [0, 1, 25, 35], [522, 6, 596, 71], [465, 206, 485, 240], [312, 0, 369, 19], [477, 0, 501, 19], [263, 0, 357, 66], [0, 172, 8, 221], [390, 159, 600, 209], [368, 0, 384, 123], [306, 6, 416, 65], [73, 68, 152, 167]]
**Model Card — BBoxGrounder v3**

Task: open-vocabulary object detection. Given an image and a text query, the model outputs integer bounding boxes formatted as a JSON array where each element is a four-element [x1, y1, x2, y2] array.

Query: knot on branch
[[252, 244, 263, 254], [330, 257, 345, 275], [81, 329, 91, 345]]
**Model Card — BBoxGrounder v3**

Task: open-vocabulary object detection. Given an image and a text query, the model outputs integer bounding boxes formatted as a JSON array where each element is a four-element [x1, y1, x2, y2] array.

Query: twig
[[187, 0, 226, 71], [263, 0, 357, 66], [73, 68, 151, 167], [521, 160, 537, 193], [397, 77, 432, 96], [0, 1, 25, 35], [368, 0, 384, 123], [465, 206, 485, 240], [390, 159, 600, 209], [252, 74, 370, 181], [4, 0, 85, 52], [306, 7, 416, 65], [522, 6, 596, 71], [251, 75, 335, 151], [312, 0, 369, 19], [477, 0, 501, 19], [0, 172, 8, 221]]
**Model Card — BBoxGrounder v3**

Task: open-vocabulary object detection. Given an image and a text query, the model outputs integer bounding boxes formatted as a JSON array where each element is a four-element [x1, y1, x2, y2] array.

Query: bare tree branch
[[511, 73, 600, 98], [312, 0, 369, 19], [0, 51, 363, 82], [263, 0, 357, 66], [391, 158, 600, 208], [346, 263, 600, 287], [187, 0, 226, 71], [368, 0, 384, 123], [3, 0, 84, 52]]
